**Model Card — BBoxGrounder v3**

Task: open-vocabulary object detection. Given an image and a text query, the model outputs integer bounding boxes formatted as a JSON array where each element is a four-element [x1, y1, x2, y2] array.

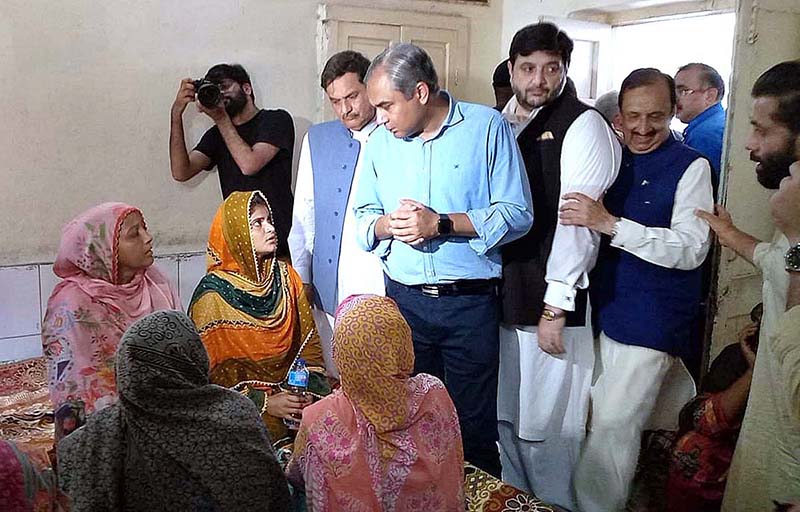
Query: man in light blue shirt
[[675, 63, 727, 181], [354, 43, 533, 476]]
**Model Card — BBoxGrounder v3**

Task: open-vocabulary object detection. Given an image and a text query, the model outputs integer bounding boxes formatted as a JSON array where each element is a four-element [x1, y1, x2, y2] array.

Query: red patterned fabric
[[0, 440, 27, 511], [667, 392, 740, 510]]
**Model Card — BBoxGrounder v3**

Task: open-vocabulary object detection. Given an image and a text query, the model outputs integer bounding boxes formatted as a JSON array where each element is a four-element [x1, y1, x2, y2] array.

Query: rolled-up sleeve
[[353, 141, 392, 258], [467, 115, 533, 255]]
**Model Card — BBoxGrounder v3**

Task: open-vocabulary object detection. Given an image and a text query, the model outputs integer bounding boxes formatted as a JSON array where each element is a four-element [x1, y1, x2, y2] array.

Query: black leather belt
[[404, 279, 499, 298]]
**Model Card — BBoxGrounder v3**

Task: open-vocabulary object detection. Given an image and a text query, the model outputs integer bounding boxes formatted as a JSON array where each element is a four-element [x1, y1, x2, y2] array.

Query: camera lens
[[196, 81, 221, 108]]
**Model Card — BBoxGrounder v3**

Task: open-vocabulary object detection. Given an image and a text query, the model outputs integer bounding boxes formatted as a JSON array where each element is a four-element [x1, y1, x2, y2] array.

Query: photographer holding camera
[[170, 63, 294, 256]]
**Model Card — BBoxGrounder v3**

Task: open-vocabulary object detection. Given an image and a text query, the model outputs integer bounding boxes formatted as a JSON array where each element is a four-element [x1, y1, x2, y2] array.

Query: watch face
[[787, 245, 800, 271], [438, 215, 453, 235]]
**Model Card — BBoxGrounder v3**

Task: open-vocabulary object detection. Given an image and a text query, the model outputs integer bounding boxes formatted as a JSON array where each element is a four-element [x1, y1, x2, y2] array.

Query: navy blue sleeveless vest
[[591, 135, 704, 357], [307, 120, 360, 314]]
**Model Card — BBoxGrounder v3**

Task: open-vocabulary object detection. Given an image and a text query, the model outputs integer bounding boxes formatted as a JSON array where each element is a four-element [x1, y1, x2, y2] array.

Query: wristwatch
[[785, 242, 800, 272], [541, 308, 566, 321], [437, 214, 453, 236]]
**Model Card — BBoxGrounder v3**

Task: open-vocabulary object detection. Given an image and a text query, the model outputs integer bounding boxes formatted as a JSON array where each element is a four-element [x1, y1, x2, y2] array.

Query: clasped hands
[[385, 199, 440, 246]]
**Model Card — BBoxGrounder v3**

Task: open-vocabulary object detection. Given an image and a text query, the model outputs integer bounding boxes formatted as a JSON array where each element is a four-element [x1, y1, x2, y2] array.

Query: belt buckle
[[421, 284, 440, 298]]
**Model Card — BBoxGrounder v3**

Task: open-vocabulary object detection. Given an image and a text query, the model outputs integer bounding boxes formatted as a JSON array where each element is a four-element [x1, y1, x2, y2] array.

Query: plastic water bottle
[[283, 358, 309, 430]]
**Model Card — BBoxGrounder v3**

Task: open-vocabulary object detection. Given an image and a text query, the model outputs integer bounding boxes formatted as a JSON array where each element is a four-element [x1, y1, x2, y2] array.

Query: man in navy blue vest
[[560, 68, 714, 511], [496, 23, 621, 510], [288, 51, 385, 376]]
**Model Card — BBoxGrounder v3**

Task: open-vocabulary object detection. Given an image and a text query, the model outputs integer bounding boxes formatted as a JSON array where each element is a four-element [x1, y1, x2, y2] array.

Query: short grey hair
[[594, 90, 619, 122], [366, 43, 440, 99]]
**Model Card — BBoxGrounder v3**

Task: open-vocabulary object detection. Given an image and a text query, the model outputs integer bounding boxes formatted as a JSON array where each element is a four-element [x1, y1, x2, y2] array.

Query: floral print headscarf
[[42, 203, 179, 415]]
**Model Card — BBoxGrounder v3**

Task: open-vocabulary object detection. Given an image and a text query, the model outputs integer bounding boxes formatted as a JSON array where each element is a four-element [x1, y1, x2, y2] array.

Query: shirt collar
[[407, 91, 463, 142], [686, 102, 724, 132], [501, 81, 567, 137], [350, 117, 379, 143]]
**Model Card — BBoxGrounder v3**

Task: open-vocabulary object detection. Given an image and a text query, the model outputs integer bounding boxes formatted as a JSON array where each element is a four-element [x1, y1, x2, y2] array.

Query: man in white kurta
[[288, 51, 385, 376], [696, 60, 800, 511], [497, 23, 621, 511]]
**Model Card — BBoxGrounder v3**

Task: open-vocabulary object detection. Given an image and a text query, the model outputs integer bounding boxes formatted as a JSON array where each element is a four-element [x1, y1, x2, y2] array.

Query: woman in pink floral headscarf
[[41, 203, 179, 418], [286, 295, 465, 512]]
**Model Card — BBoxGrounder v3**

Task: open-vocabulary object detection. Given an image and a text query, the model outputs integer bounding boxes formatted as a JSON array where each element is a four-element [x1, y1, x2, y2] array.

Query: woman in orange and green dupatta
[[189, 191, 328, 442]]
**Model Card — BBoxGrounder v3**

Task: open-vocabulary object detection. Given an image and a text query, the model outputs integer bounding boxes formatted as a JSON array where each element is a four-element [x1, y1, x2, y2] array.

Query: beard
[[224, 89, 248, 117], [754, 150, 795, 189]]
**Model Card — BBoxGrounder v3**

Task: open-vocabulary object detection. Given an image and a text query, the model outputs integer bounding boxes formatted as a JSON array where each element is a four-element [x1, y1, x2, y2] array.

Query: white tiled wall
[[0, 252, 206, 362]]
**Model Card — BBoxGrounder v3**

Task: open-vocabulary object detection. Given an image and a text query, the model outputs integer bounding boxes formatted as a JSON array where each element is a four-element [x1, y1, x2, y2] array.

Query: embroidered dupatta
[[188, 191, 326, 439]]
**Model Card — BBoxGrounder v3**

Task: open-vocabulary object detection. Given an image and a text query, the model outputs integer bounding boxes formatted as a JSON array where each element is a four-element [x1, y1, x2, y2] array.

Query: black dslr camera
[[192, 79, 222, 108]]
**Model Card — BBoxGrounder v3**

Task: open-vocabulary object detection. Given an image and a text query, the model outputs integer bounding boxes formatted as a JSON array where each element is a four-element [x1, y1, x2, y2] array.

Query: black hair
[[492, 59, 511, 87], [619, 68, 677, 110], [205, 63, 254, 101], [320, 50, 371, 90], [751, 60, 800, 135], [508, 22, 573, 68]]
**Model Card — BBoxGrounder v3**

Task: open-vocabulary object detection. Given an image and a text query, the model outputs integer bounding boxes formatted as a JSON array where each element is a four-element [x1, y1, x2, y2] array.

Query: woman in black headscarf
[[57, 310, 290, 512]]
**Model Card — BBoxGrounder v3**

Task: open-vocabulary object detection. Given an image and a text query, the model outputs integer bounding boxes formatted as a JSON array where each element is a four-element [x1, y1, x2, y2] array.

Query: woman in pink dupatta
[[286, 295, 465, 511], [41, 203, 179, 417]]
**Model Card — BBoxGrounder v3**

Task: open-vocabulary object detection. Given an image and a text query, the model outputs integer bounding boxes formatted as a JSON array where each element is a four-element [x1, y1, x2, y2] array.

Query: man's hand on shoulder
[[559, 192, 617, 235], [695, 204, 738, 247], [695, 204, 760, 263], [171, 78, 196, 118]]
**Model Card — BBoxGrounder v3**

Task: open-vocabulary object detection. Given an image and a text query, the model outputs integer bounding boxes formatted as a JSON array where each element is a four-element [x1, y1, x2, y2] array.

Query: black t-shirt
[[195, 109, 295, 256]]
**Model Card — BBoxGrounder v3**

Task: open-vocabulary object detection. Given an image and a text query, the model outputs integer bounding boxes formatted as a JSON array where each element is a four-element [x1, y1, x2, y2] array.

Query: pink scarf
[[42, 203, 179, 415]]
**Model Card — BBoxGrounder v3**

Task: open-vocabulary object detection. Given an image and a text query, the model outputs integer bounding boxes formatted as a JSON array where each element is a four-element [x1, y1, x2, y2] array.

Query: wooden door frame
[[316, 3, 469, 121]]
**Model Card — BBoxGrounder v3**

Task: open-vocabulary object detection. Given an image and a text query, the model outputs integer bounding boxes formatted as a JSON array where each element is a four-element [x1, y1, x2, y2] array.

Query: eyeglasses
[[675, 87, 709, 96]]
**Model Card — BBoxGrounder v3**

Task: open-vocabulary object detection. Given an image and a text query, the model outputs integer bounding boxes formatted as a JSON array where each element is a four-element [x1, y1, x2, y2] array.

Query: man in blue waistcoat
[[288, 51, 386, 376], [559, 68, 714, 511], [675, 63, 727, 181]]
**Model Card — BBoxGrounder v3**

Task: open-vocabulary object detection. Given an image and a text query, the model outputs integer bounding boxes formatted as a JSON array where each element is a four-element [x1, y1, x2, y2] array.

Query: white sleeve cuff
[[544, 282, 577, 312], [610, 217, 643, 248]]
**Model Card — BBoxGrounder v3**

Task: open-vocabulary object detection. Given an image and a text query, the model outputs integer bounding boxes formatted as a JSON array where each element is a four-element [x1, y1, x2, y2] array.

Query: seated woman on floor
[[58, 310, 290, 511], [286, 295, 465, 511], [666, 303, 762, 512], [42, 203, 179, 424], [189, 191, 328, 441]]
